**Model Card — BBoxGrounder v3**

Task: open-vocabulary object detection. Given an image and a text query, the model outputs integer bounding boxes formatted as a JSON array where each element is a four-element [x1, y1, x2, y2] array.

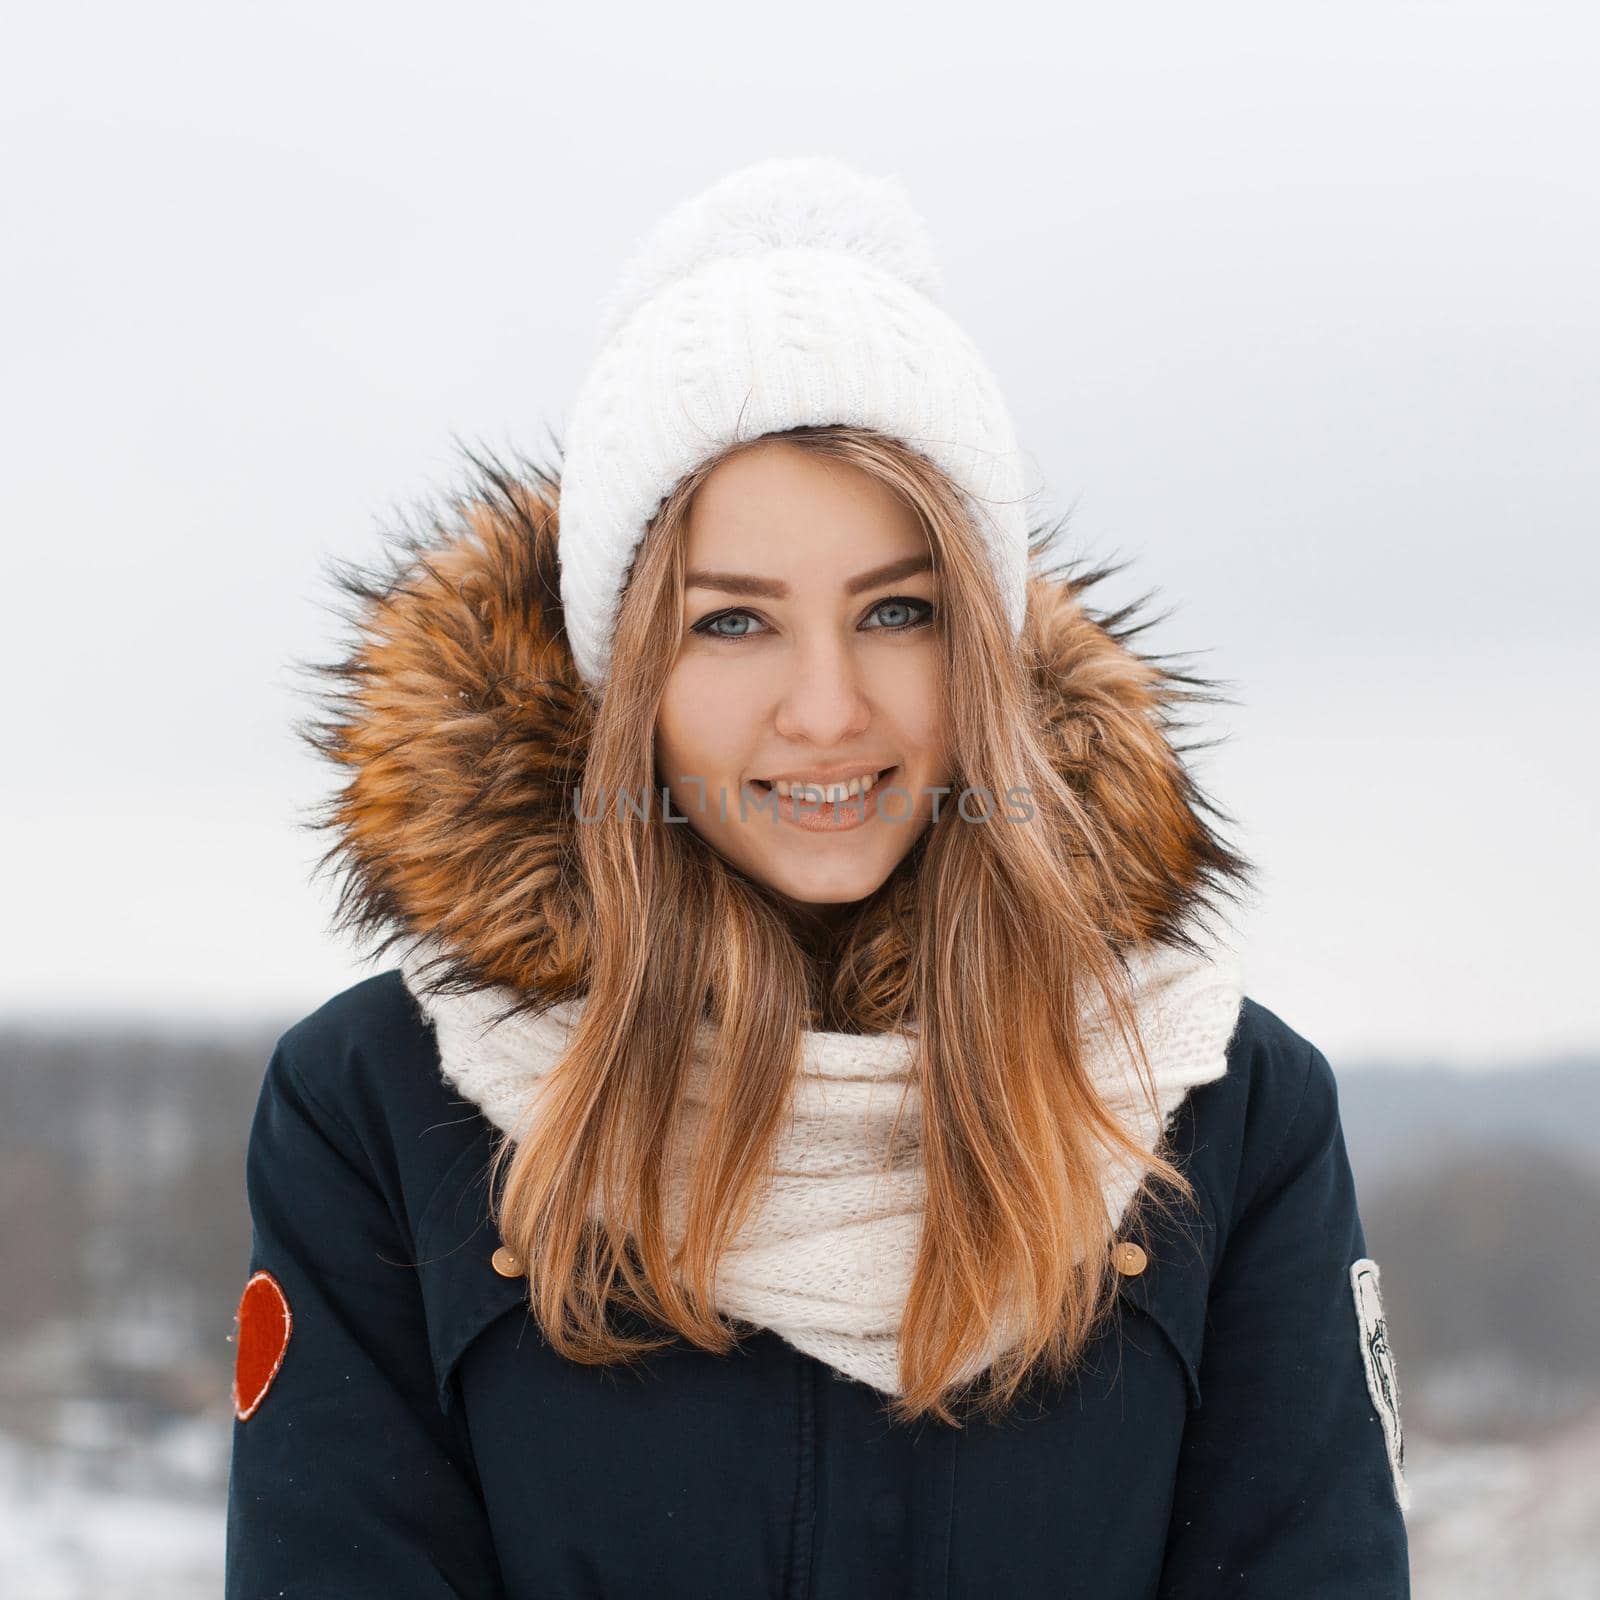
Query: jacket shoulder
[[261, 968, 490, 1238], [1179, 994, 1346, 1236], [276, 968, 437, 1116]]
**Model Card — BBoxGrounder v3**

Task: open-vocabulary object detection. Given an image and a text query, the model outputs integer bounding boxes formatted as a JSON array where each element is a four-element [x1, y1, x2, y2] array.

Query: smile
[[749, 767, 892, 803], [745, 766, 899, 833]]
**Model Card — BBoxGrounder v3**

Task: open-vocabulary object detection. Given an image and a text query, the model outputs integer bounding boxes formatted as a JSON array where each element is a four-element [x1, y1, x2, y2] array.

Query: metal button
[[1112, 1240, 1148, 1276], [491, 1244, 523, 1278]]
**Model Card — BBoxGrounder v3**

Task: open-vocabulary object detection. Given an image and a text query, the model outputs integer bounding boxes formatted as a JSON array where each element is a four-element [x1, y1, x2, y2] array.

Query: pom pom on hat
[[597, 156, 946, 342], [557, 155, 1037, 691]]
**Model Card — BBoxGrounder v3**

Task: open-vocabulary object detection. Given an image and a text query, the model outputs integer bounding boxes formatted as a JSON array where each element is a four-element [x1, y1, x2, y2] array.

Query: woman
[[226, 157, 1411, 1597]]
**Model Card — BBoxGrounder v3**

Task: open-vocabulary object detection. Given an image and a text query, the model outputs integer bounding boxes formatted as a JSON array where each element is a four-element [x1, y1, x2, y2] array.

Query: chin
[[737, 844, 905, 909]]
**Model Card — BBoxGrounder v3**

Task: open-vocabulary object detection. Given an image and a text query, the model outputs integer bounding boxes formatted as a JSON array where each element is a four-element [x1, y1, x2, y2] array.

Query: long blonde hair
[[475, 424, 1235, 1425]]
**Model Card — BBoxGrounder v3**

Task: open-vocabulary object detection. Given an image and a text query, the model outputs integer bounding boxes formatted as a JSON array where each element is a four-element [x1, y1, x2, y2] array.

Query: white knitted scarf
[[398, 927, 1244, 1396]]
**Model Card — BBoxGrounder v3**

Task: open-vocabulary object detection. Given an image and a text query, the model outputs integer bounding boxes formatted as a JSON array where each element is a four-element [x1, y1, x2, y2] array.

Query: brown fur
[[294, 446, 1253, 1020]]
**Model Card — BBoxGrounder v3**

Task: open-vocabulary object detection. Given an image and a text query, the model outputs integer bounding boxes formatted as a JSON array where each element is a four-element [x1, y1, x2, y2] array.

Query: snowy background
[[3, 0, 1596, 1592]]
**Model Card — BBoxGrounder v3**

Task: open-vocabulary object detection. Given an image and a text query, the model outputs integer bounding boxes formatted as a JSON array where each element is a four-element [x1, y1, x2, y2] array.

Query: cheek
[[880, 657, 948, 770], [656, 662, 760, 784]]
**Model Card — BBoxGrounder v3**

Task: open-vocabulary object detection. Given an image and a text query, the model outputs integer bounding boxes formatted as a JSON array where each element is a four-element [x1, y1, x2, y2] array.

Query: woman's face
[[654, 441, 951, 913]]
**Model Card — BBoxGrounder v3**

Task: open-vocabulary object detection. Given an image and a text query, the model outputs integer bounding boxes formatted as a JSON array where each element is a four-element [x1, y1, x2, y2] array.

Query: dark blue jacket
[[224, 968, 1411, 1598]]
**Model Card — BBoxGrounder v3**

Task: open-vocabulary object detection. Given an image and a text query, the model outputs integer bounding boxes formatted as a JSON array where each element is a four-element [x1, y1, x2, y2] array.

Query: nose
[[772, 631, 872, 749]]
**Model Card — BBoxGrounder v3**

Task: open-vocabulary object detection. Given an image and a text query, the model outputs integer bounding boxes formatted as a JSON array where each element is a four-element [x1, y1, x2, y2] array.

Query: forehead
[[685, 443, 927, 569]]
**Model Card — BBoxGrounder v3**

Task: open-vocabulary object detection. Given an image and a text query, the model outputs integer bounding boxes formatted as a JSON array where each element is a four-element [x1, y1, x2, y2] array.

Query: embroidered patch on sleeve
[[232, 1269, 293, 1421], [1349, 1256, 1410, 1513]]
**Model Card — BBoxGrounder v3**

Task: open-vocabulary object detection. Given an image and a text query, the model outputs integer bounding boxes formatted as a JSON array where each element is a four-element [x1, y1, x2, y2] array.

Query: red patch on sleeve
[[232, 1269, 293, 1420]]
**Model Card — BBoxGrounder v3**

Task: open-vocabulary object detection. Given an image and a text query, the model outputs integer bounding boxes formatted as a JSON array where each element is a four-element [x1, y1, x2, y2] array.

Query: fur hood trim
[[297, 448, 1253, 1016]]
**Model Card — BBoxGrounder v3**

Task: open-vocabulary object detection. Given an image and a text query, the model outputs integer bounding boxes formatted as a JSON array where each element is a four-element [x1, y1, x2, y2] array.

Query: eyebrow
[[684, 552, 933, 600]]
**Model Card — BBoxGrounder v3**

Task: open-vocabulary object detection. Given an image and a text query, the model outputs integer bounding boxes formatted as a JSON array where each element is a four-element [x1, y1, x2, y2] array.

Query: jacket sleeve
[[1156, 1039, 1412, 1597], [225, 1030, 506, 1599]]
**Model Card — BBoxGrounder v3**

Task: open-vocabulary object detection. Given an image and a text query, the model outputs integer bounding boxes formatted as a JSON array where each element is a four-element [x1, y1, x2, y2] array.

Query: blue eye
[[863, 597, 935, 631], [694, 609, 766, 639]]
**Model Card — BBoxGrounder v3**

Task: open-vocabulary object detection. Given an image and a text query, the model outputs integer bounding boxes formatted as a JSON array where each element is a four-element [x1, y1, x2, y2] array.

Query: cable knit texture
[[399, 927, 1244, 1395], [557, 155, 1040, 689]]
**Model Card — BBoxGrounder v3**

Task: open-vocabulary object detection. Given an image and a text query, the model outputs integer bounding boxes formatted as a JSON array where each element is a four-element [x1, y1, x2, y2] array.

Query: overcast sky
[[2, 1, 1594, 1066]]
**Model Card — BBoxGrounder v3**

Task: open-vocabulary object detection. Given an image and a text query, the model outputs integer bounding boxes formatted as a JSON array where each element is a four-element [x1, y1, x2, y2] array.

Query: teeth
[[774, 769, 883, 802]]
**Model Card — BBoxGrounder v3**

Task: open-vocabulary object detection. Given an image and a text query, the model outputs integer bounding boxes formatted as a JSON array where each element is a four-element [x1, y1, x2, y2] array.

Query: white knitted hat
[[555, 155, 1038, 691]]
